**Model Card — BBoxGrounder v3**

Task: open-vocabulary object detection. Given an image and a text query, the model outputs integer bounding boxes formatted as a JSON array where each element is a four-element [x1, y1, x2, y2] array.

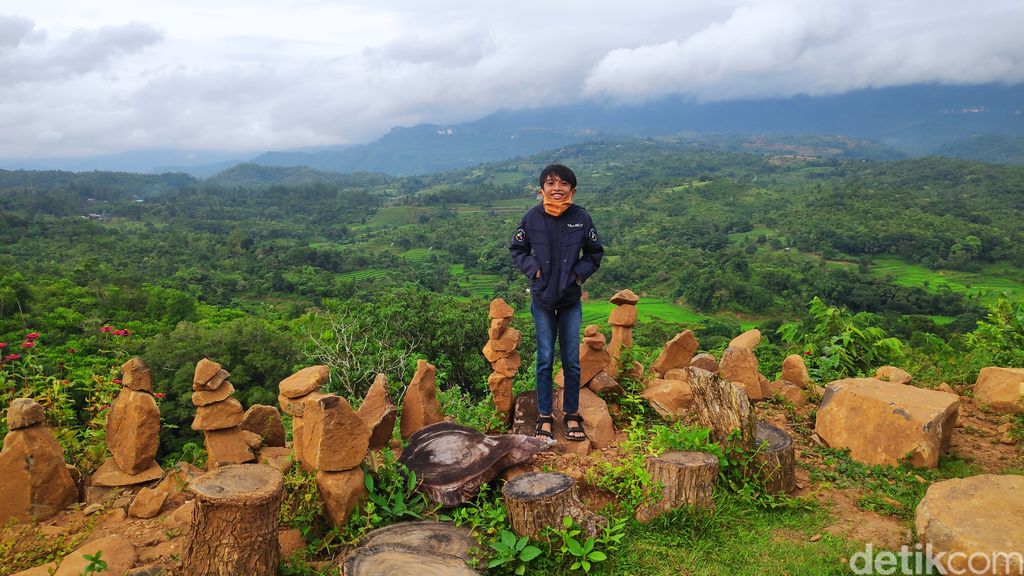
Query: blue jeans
[[532, 299, 582, 417]]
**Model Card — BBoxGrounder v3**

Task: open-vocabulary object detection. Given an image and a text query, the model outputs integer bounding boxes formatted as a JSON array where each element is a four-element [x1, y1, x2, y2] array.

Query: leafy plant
[[585, 418, 660, 515], [342, 448, 436, 542], [80, 550, 107, 575], [442, 483, 508, 540], [487, 529, 542, 575], [547, 516, 608, 574]]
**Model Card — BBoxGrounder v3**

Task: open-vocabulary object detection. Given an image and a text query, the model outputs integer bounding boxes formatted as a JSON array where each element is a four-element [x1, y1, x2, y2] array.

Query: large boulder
[[915, 474, 1024, 576], [972, 367, 1024, 415], [191, 397, 245, 431], [815, 378, 959, 468], [642, 378, 693, 421], [608, 304, 638, 327], [0, 425, 78, 524], [728, 329, 761, 350], [399, 360, 444, 440], [718, 346, 766, 400], [6, 397, 45, 430], [649, 330, 699, 377], [192, 381, 235, 406], [301, 394, 370, 472], [279, 365, 330, 399], [203, 427, 256, 469], [106, 388, 161, 474]]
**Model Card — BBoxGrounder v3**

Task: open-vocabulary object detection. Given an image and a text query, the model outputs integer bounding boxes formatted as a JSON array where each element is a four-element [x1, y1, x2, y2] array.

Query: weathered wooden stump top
[[343, 544, 480, 576], [755, 421, 792, 452], [359, 521, 477, 561], [657, 451, 720, 466], [189, 463, 283, 505], [502, 471, 574, 501]]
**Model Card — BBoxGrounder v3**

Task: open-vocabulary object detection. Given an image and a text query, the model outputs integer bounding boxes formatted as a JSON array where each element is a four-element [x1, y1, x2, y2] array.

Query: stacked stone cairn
[[482, 297, 521, 423], [0, 397, 78, 525], [277, 365, 331, 472], [192, 358, 255, 469], [606, 289, 642, 379], [92, 357, 164, 486], [643, 329, 700, 420]]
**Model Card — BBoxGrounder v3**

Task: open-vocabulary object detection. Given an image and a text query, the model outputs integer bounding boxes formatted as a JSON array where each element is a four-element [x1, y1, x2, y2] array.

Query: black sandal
[[535, 414, 555, 440], [563, 413, 587, 442]]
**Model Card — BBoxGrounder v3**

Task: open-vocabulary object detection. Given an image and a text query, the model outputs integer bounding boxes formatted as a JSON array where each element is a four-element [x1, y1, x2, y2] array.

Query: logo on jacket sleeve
[[514, 228, 525, 242], [589, 228, 598, 242]]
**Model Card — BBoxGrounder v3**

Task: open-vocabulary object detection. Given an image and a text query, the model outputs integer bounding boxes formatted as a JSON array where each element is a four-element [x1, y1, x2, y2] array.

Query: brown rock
[[155, 461, 205, 495], [490, 327, 521, 353], [579, 345, 612, 387], [607, 325, 634, 376], [241, 429, 263, 450], [193, 358, 222, 389], [482, 339, 509, 363], [279, 528, 306, 559], [259, 446, 294, 473], [973, 367, 1024, 415], [728, 329, 761, 350], [915, 474, 1024, 576], [279, 365, 330, 399], [128, 487, 168, 519], [488, 373, 514, 421], [489, 298, 515, 319], [555, 387, 615, 450], [718, 346, 765, 400], [242, 404, 287, 448], [609, 289, 640, 305], [776, 383, 808, 407], [316, 467, 367, 527], [292, 417, 305, 467], [203, 427, 256, 469], [584, 325, 599, 337], [120, 357, 153, 392], [489, 316, 511, 340], [0, 425, 78, 525], [690, 353, 719, 373], [107, 388, 161, 474], [587, 371, 625, 397], [608, 304, 638, 327], [191, 397, 245, 431], [6, 397, 45, 430], [875, 365, 913, 385], [492, 351, 522, 377], [11, 562, 58, 576], [192, 381, 235, 406], [583, 331, 606, 350], [90, 457, 163, 487], [650, 330, 699, 376], [51, 534, 137, 576], [399, 360, 444, 439], [302, 395, 370, 472], [781, 354, 811, 388], [815, 378, 959, 468], [935, 382, 957, 395], [642, 378, 694, 421], [278, 391, 328, 417], [357, 374, 397, 450]]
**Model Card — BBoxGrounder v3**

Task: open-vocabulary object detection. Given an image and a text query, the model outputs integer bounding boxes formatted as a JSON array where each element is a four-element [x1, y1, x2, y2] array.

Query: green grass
[[581, 298, 706, 327], [337, 268, 388, 281], [400, 247, 442, 262], [449, 264, 501, 298], [490, 170, 530, 186], [367, 206, 427, 227], [870, 257, 1024, 303]]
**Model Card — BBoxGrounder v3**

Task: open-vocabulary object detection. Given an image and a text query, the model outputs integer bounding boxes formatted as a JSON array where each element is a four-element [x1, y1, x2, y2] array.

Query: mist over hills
[[1, 83, 1021, 176]]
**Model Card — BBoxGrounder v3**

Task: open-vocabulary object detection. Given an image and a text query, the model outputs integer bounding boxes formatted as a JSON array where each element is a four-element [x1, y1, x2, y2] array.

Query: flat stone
[[279, 391, 327, 417], [973, 367, 1024, 415], [258, 446, 294, 473], [650, 330, 699, 376], [490, 327, 521, 353], [488, 317, 511, 340], [609, 289, 640, 305], [90, 457, 163, 487], [191, 380, 235, 406], [491, 352, 522, 378], [587, 371, 624, 397], [488, 298, 515, 319], [6, 397, 45, 430], [191, 397, 245, 431], [192, 359, 223, 390], [608, 304, 638, 327], [915, 474, 1024, 576], [121, 357, 153, 392], [642, 378, 693, 421], [815, 378, 959, 468], [279, 365, 330, 399], [128, 487, 168, 519]]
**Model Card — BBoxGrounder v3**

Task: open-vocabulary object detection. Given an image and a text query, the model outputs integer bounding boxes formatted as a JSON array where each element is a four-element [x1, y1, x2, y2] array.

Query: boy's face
[[541, 174, 575, 201]]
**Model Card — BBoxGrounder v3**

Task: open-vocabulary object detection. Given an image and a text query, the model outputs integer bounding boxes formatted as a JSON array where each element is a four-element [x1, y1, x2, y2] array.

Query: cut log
[[502, 472, 600, 538], [750, 421, 796, 494], [182, 463, 284, 576], [686, 366, 756, 451], [358, 520, 476, 562], [398, 422, 552, 506], [342, 545, 479, 575], [635, 451, 719, 523]]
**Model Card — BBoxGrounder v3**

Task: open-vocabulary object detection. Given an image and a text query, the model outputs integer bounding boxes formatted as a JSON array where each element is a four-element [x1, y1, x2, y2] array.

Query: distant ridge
[[203, 163, 390, 188]]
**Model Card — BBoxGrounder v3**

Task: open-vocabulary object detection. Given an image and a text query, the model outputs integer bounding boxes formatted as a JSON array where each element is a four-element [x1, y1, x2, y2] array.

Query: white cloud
[[0, 0, 1021, 159]]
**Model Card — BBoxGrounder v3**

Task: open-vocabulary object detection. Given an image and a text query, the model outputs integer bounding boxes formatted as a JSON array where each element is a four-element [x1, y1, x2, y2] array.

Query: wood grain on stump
[[182, 463, 284, 576], [687, 366, 756, 451], [358, 520, 477, 561], [635, 451, 719, 523], [751, 421, 796, 494], [343, 545, 479, 576], [502, 472, 590, 538]]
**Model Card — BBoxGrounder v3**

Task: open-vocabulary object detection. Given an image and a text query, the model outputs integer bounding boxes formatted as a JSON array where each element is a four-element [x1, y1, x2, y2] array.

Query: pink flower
[[113, 329, 130, 336], [67, 348, 78, 354], [112, 378, 122, 384], [3, 353, 20, 361], [803, 351, 812, 356], [154, 392, 166, 399], [0, 342, 6, 349], [21, 341, 35, 349], [100, 326, 113, 333], [25, 332, 40, 340]]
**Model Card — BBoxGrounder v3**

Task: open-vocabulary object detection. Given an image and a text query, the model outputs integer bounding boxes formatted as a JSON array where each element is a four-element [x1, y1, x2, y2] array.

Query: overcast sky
[[1, 0, 1022, 160]]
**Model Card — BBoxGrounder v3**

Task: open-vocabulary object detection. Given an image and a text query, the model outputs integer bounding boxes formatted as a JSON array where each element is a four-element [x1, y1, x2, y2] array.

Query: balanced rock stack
[[718, 329, 772, 401], [304, 393, 371, 527], [0, 397, 78, 525], [277, 365, 331, 471], [607, 289, 642, 378], [482, 298, 521, 422], [93, 357, 164, 486], [643, 330, 700, 420], [192, 358, 255, 469]]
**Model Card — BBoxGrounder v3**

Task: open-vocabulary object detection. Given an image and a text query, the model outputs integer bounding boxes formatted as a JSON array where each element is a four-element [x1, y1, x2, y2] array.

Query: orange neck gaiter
[[542, 190, 574, 217]]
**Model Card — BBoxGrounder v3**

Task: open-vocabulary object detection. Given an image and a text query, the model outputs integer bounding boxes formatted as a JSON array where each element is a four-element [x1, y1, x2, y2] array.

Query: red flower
[[113, 329, 130, 336], [3, 353, 20, 361], [0, 342, 6, 349], [67, 348, 78, 353], [154, 392, 166, 399], [21, 341, 35, 349], [100, 326, 113, 333], [112, 378, 122, 384], [25, 332, 40, 340], [803, 351, 812, 356]]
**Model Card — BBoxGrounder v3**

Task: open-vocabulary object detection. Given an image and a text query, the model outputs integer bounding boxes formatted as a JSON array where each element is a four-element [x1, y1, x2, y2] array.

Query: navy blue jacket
[[510, 204, 603, 309]]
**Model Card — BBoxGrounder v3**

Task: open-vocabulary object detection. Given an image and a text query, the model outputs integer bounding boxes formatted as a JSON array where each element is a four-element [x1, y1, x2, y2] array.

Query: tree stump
[[343, 545, 480, 575], [687, 366, 756, 451], [182, 463, 284, 576], [750, 421, 796, 494], [502, 471, 596, 538], [358, 520, 477, 562], [635, 451, 719, 523]]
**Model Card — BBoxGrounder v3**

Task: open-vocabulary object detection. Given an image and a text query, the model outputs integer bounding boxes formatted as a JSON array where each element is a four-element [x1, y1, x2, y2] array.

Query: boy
[[510, 164, 603, 441]]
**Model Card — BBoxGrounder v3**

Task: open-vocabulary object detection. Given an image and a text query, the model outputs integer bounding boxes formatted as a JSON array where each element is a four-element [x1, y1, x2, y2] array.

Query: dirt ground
[[4, 382, 1020, 576]]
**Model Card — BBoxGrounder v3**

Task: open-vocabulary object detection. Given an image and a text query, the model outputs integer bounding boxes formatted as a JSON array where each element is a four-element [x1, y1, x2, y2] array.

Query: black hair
[[538, 164, 577, 189]]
